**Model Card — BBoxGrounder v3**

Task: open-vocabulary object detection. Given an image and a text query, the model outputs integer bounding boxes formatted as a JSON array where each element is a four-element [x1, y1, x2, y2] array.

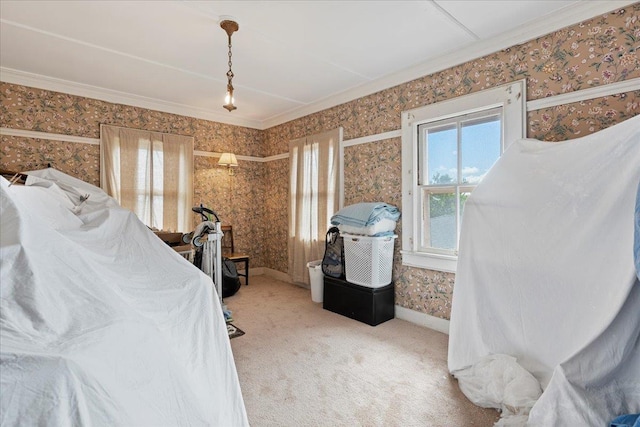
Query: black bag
[[221, 257, 241, 298], [322, 227, 345, 279], [193, 248, 241, 298]]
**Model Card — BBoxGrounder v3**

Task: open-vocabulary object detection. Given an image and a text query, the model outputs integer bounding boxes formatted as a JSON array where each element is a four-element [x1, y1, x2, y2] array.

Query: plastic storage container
[[323, 276, 395, 326], [307, 260, 324, 302], [341, 233, 397, 287]]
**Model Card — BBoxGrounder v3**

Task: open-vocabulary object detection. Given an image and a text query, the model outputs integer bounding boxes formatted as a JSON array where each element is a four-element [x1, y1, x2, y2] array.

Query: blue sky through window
[[427, 118, 501, 185]]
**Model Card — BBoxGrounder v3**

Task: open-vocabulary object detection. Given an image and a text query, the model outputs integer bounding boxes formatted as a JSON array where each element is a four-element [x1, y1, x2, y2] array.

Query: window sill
[[400, 250, 457, 273]]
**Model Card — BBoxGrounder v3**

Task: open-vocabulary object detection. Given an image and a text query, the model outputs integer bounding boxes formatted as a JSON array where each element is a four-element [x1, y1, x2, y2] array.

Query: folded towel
[[331, 202, 400, 228], [337, 218, 397, 236], [610, 414, 640, 427]]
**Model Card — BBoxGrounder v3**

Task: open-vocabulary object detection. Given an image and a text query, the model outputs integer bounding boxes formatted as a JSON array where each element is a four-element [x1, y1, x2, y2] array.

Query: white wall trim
[[333, 76, 640, 157], [400, 251, 457, 273], [253, 267, 311, 291], [261, 1, 636, 129], [4, 76, 638, 164], [262, 267, 293, 284], [241, 265, 454, 335], [193, 150, 218, 158], [1, 127, 285, 163], [342, 129, 402, 147], [2, 2, 632, 131], [526, 77, 640, 111], [0, 127, 100, 145], [244, 267, 264, 277], [236, 154, 268, 162], [0, 67, 263, 130], [395, 305, 450, 335], [262, 153, 289, 162]]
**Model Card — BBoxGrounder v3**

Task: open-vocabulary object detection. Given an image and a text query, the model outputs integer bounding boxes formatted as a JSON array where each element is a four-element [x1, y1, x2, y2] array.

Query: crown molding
[[1, 1, 635, 131], [261, 0, 636, 129], [0, 67, 263, 130]]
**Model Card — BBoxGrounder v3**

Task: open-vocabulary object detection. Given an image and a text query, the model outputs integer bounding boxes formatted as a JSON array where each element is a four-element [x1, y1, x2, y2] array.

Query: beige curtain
[[288, 128, 341, 285], [100, 124, 193, 232]]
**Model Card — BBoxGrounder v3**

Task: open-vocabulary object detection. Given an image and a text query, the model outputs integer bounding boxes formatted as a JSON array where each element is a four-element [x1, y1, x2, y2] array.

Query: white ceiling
[[0, 1, 634, 130]]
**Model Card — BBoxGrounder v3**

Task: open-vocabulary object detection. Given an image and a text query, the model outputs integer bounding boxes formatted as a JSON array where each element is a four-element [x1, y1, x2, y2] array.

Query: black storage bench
[[323, 276, 394, 326]]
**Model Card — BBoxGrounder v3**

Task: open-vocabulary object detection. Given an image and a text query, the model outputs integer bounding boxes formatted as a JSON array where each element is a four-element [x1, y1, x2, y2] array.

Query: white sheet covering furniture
[[448, 115, 640, 425], [0, 169, 248, 426]]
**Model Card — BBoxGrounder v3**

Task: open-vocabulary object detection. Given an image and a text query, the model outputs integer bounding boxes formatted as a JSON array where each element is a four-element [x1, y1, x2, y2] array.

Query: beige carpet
[[227, 275, 499, 427]]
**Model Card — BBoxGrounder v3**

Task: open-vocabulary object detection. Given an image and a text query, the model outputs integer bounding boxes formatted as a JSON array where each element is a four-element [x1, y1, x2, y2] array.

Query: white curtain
[[288, 128, 341, 285], [100, 124, 193, 232]]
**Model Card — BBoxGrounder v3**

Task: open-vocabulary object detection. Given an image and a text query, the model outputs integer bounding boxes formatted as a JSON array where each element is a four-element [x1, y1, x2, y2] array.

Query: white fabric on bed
[[9, 184, 84, 230], [0, 171, 248, 426], [448, 115, 640, 426]]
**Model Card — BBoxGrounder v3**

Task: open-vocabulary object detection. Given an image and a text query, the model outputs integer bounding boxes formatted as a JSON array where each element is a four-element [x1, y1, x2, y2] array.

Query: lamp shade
[[218, 152, 238, 167]]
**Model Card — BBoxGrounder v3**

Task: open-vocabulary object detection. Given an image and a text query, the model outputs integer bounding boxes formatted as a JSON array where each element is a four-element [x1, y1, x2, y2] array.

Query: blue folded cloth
[[331, 202, 400, 228], [611, 414, 640, 427]]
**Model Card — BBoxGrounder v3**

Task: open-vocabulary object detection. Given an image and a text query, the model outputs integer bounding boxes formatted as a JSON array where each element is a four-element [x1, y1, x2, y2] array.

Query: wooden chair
[[221, 225, 250, 286]]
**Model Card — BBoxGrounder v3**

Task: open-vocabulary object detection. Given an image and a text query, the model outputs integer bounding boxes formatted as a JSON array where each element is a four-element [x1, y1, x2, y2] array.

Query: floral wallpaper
[[1, 4, 639, 320], [262, 158, 290, 274], [1, 135, 100, 185], [0, 83, 266, 265], [263, 4, 640, 319], [529, 90, 640, 140], [0, 85, 265, 155], [193, 156, 266, 268]]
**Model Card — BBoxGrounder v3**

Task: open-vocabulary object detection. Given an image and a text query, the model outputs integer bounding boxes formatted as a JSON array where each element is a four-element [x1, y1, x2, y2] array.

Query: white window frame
[[100, 125, 194, 233], [401, 80, 526, 272]]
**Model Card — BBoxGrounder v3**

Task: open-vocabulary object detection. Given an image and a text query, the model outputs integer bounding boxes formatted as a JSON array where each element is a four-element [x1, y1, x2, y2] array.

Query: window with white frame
[[100, 124, 194, 233], [401, 80, 525, 272]]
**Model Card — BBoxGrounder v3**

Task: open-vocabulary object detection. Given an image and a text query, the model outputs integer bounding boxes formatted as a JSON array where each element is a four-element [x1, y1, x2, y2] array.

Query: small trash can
[[307, 260, 324, 303]]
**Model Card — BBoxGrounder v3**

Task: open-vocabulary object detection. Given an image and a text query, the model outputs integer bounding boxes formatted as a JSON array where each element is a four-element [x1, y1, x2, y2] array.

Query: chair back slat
[[220, 225, 250, 286], [221, 225, 235, 254]]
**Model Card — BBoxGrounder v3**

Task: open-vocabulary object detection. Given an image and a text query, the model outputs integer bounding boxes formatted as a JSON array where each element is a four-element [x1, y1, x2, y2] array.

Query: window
[[401, 80, 525, 272], [289, 128, 341, 285], [418, 109, 501, 254], [100, 125, 194, 232]]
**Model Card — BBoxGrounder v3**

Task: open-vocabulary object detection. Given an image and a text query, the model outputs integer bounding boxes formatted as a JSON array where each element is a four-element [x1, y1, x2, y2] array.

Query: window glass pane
[[461, 116, 501, 184], [423, 190, 456, 250], [424, 124, 457, 185]]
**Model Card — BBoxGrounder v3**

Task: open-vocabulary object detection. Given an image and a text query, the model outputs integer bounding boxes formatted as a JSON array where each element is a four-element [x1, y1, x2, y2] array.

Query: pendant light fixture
[[220, 18, 239, 112]]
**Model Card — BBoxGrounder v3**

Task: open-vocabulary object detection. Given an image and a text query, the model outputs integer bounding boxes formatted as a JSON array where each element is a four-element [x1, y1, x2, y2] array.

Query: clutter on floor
[[317, 202, 399, 326], [322, 276, 395, 326], [226, 324, 245, 340]]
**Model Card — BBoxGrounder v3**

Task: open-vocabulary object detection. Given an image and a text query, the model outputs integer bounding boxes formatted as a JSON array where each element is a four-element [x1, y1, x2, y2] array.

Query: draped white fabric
[[100, 125, 193, 232], [289, 129, 340, 284], [448, 115, 640, 425], [0, 169, 248, 426]]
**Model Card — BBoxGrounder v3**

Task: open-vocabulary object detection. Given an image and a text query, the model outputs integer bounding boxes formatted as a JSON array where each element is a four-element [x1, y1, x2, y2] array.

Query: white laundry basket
[[307, 260, 324, 303], [342, 233, 397, 287]]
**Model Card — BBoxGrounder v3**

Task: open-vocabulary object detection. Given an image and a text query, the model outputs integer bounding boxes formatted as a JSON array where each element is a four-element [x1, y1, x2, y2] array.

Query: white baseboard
[[238, 267, 264, 276], [262, 267, 293, 284], [395, 305, 450, 335], [246, 270, 449, 334], [241, 267, 311, 289]]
